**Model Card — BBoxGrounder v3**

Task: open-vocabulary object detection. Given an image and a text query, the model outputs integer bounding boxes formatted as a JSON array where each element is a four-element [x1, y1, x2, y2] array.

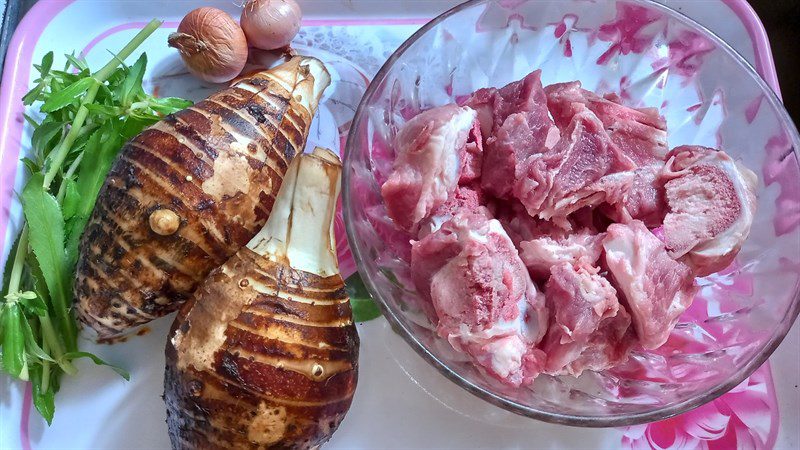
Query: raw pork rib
[[524, 110, 636, 225], [661, 145, 758, 276], [603, 220, 698, 349], [519, 229, 605, 280], [410, 212, 548, 386], [545, 81, 668, 165], [603, 164, 668, 226], [464, 70, 560, 199], [541, 262, 632, 376], [418, 184, 489, 238], [381, 104, 478, 232]]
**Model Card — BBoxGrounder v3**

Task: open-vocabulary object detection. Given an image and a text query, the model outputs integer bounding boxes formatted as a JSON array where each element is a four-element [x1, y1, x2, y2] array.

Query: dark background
[[749, 0, 800, 122]]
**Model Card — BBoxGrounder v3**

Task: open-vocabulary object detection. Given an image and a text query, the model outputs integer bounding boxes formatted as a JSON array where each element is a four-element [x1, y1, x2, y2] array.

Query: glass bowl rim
[[342, 0, 800, 427]]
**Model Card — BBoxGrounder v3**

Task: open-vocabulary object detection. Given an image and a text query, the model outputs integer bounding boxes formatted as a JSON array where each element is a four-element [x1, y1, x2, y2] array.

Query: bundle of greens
[[0, 19, 191, 423]]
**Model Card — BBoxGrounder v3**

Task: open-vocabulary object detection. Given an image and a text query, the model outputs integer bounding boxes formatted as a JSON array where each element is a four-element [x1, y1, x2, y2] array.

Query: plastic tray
[[0, 1, 796, 449]]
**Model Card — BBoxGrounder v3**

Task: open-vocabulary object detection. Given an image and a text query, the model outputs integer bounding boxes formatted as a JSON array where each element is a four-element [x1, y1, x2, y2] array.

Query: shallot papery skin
[[168, 7, 248, 83], [241, 0, 303, 50]]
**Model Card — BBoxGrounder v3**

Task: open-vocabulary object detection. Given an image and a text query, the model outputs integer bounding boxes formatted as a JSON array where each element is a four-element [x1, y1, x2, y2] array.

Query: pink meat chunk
[[601, 164, 668, 227], [603, 220, 698, 349], [661, 145, 758, 276], [381, 104, 478, 232], [545, 81, 668, 166], [523, 110, 636, 225], [541, 262, 633, 376], [410, 212, 548, 386], [490, 199, 565, 246], [418, 184, 490, 238], [519, 229, 605, 280], [464, 70, 561, 199]]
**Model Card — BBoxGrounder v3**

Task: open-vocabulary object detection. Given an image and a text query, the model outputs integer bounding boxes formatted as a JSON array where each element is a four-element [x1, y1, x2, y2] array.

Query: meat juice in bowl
[[342, 0, 800, 426]]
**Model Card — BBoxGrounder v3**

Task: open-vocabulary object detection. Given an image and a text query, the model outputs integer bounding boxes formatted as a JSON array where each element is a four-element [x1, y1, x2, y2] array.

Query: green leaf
[[41, 77, 95, 113], [2, 303, 28, 379], [23, 114, 39, 129], [39, 52, 54, 79], [20, 316, 54, 361], [2, 233, 22, 297], [61, 178, 80, 221], [21, 158, 41, 174], [64, 53, 88, 72], [29, 364, 55, 424], [119, 53, 147, 106], [22, 83, 45, 106], [21, 174, 76, 351], [147, 97, 192, 114], [26, 247, 52, 315], [345, 273, 383, 322], [19, 294, 48, 318], [84, 104, 123, 117], [65, 125, 121, 266], [31, 120, 64, 155], [62, 352, 130, 381]]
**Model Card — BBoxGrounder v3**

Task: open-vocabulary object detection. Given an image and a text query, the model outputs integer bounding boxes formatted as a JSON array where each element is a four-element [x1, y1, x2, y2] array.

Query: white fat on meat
[[603, 220, 698, 349], [411, 212, 548, 386], [518, 229, 605, 280], [381, 104, 477, 232], [541, 262, 633, 376], [661, 145, 758, 276]]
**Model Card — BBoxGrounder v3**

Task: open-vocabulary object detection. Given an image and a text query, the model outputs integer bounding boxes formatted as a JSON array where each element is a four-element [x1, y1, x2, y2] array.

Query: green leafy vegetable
[[40, 77, 95, 113], [30, 364, 56, 424], [21, 173, 76, 350], [345, 273, 383, 322], [0, 19, 191, 424], [2, 304, 27, 380], [61, 352, 130, 380]]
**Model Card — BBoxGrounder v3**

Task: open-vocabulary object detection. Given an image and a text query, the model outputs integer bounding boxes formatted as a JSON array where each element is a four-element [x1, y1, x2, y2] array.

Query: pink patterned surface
[[621, 364, 779, 450]]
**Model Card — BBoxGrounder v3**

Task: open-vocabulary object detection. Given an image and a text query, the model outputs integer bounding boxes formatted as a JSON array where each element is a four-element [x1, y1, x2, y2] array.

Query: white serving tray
[[0, 1, 797, 449]]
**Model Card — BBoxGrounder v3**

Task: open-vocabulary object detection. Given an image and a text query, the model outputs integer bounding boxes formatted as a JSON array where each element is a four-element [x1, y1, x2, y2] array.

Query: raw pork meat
[[519, 229, 605, 280], [523, 110, 636, 225], [418, 184, 490, 237], [603, 220, 698, 349], [661, 145, 758, 276], [602, 164, 668, 226], [491, 199, 564, 246], [381, 104, 478, 232], [545, 81, 668, 165], [464, 70, 560, 199], [410, 212, 548, 386], [541, 262, 633, 376]]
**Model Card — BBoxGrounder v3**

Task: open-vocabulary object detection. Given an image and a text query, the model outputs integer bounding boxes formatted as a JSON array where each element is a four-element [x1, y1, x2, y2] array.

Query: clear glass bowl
[[342, 0, 800, 426]]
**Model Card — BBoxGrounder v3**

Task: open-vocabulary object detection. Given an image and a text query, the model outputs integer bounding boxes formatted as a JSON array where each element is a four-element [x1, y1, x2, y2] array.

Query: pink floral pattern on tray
[[621, 364, 779, 450]]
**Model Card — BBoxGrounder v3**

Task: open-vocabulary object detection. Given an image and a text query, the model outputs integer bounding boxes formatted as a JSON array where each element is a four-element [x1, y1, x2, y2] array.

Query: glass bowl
[[342, 0, 800, 426]]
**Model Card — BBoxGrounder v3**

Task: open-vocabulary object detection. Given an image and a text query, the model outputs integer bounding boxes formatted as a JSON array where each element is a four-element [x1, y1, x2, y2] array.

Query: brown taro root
[[74, 56, 331, 339], [164, 148, 358, 449]]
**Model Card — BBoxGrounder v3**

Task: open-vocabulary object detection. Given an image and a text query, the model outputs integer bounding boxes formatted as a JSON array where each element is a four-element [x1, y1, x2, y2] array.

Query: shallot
[[240, 0, 302, 51], [168, 7, 248, 83]]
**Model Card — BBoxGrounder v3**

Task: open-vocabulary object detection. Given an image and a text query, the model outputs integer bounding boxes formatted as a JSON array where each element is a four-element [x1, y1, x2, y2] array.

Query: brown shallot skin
[[74, 56, 331, 339]]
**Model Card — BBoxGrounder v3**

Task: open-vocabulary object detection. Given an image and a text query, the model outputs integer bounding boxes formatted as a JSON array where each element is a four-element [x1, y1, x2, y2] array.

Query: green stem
[[6, 227, 29, 299], [42, 19, 162, 189], [41, 315, 76, 375], [41, 333, 51, 393], [56, 152, 84, 202]]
